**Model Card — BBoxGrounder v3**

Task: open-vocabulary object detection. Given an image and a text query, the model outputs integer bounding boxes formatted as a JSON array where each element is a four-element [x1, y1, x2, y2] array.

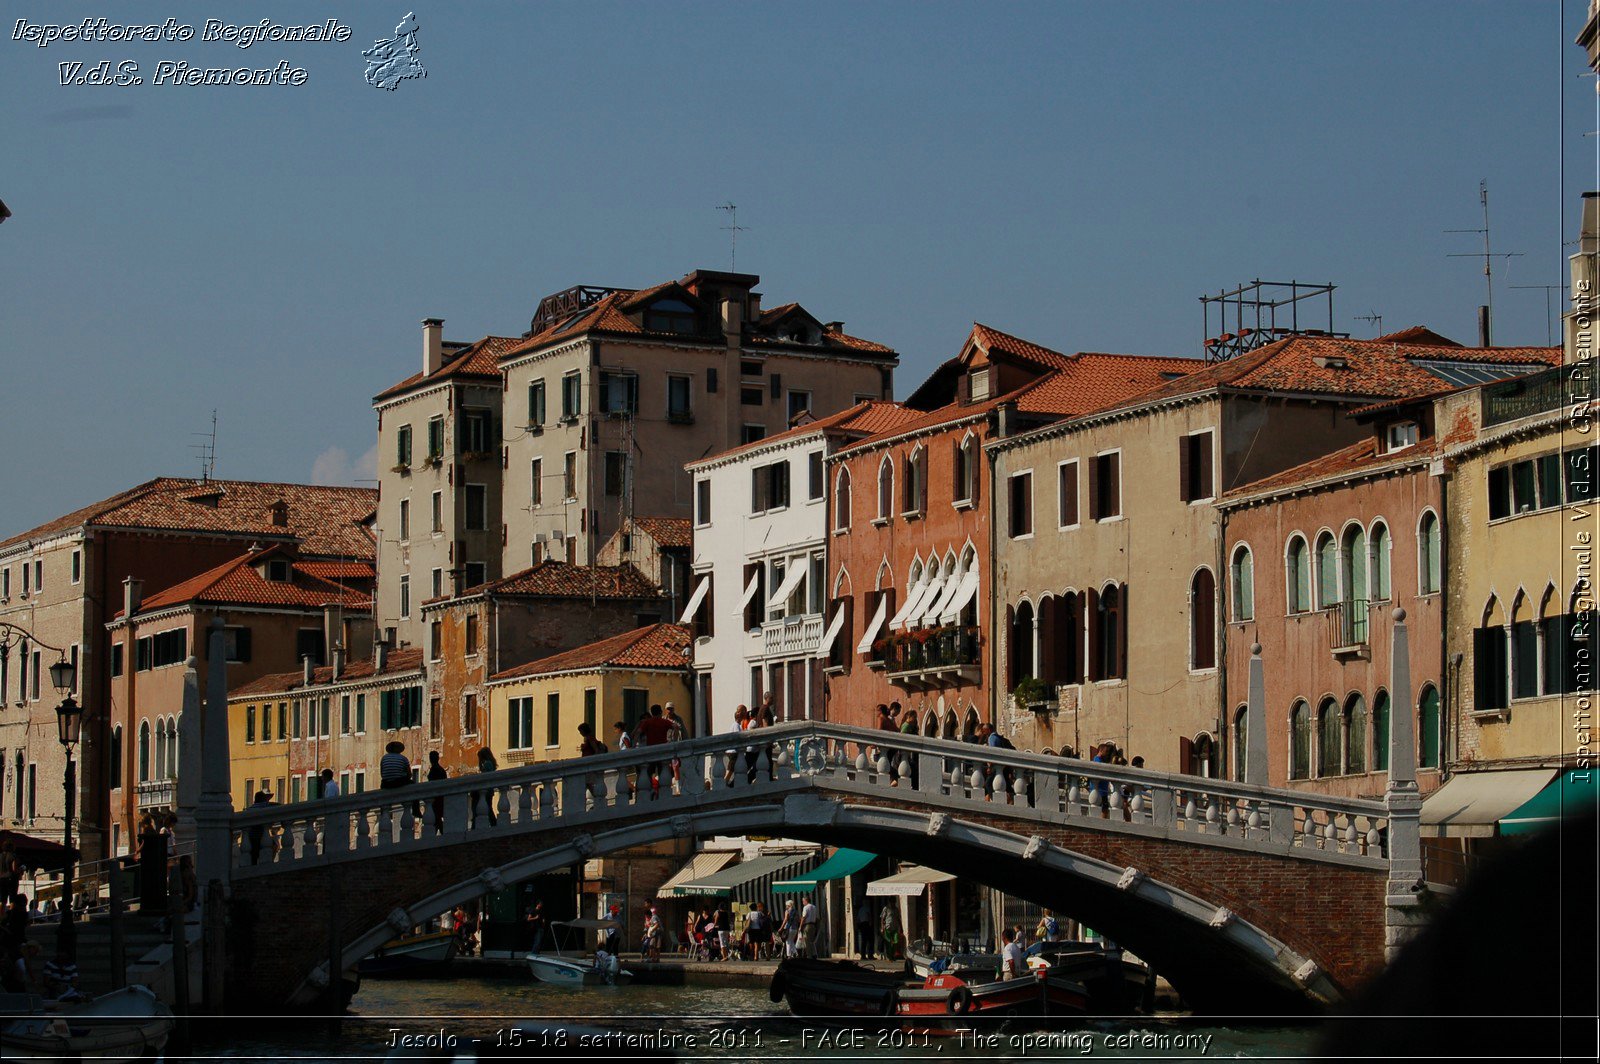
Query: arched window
[[1539, 585, 1565, 695], [1317, 697, 1341, 777], [110, 725, 123, 790], [1190, 568, 1217, 670], [154, 716, 167, 779], [1054, 591, 1084, 685], [1473, 596, 1509, 712], [1316, 532, 1340, 608], [1341, 524, 1367, 603], [1418, 512, 1442, 594], [1289, 700, 1311, 780], [833, 468, 851, 531], [1286, 537, 1311, 613], [962, 706, 980, 740], [1190, 733, 1215, 778], [876, 457, 893, 519], [1093, 583, 1125, 681], [953, 434, 978, 505], [1010, 600, 1036, 688], [1419, 685, 1441, 769], [138, 720, 151, 783], [1511, 591, 1538, 700], [1230, 546, 1254, 621], [167, 717, 179, 779], [923, 710, 939, 737], [1344, 694, 1367, 774], [1371, 690, 1390, 772], [1369, 521, 1391, 601], [1232, 705, 1248, 781], [902, 447, 926, 514]]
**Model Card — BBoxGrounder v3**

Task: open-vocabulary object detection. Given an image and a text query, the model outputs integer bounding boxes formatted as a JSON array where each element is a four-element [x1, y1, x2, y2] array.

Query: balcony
[[883, 626, 981, 688], [1481, 365, 1570, 428], [1328, 599, 1370, 656], [762, 614, 824, 658], [136, 779, 177, 810]]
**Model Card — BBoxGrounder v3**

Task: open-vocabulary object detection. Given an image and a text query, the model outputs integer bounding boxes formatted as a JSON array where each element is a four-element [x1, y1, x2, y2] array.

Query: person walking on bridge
[[634, 703, 674, 799]]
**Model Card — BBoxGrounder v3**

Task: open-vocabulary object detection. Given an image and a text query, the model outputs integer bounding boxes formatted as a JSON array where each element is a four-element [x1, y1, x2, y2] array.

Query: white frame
[[954, 431, 979, 510], [1007, 469, 1035, 540], [1284, 532, 1310, 615], [875, 455, 894, 523], [1091, 447, 1124, 523], [1187, 565, 1219, 674], [1179, 426, 1218, 505], [1230, 543, 1255, 622], [1056, 458, 1080, 530], [1416, 508, 1442, 596]]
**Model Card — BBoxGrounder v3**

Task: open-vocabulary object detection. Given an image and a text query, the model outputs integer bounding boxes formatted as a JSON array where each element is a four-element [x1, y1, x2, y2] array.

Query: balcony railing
[[882, 625, 982, 686], [136, 779, 177, 809], [762, 614, 824, 658], [1481, 365, 1571, 428], [1328, 599, 1370, 653]]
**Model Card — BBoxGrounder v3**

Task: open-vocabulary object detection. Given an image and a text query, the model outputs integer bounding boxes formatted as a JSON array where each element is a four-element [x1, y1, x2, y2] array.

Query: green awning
[[772, 848, 876, 893], [1500, 769, 1598, 835], [671, 851, 814, 899]]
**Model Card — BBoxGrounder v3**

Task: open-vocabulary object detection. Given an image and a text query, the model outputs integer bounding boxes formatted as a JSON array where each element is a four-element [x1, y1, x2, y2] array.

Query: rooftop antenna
[[189, 409, 218, 482], [1446, 181, 1522, 345], [717, 202, 747, 271], [1354, 312, 1383, 335], [1509, 285, 1565, 347]]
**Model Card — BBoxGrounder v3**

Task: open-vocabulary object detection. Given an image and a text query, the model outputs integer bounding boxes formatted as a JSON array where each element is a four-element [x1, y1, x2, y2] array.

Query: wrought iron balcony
[[1328, 599, 1370, 654], [884, 625, 982, 687], [1481, 365, 1570, 428]]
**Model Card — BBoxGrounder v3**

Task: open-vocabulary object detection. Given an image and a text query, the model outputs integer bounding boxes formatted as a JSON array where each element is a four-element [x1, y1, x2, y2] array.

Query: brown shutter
[[1178, 435, 1192, 502], [1005, 605, 1016, 689], [1118, 582, 1130, 678], [1084, 587, 1101, 681], [1109, 456, 1122, 517], [1038, 597, 1057, 683], [1198, 432, 1214, 499]]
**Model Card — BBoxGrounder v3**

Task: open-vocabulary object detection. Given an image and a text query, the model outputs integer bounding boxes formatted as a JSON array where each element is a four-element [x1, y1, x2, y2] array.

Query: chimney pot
[[302, 654, 314, 686], [824, 321, 844, 333], [423, 318, 444, 377], [375, 635, 389, 672], [1478, 305, 1492, 348], [331, 646, 345, 681], [123, 576, 143, 619]]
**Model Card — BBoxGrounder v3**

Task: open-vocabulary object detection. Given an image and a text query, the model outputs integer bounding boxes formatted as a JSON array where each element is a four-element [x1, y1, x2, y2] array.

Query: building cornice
[[228, 667, 426, 703], [485, 664, 686, 688], [829, 410, 991, 465], [1217, 453, 1435, 512], [1440, 409, 1573, 462]]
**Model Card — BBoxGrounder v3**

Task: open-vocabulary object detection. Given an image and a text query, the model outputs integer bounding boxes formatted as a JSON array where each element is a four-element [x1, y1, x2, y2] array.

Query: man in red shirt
[[633, 704, 675, 798]]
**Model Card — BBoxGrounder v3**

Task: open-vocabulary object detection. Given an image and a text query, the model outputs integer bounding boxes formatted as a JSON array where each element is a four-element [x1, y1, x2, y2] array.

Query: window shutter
[[1037, 598, 1057, 683], [1084, 587, 1101, 681], [237, 628, 252, 663], [1118, 583, 1130, 678], [706, 367, 718, 394], [770, 373, 782, 399], [1108, 456, 1121, 516], [1178, 436, 1192, 502], [1198, 433, 1214, 498]]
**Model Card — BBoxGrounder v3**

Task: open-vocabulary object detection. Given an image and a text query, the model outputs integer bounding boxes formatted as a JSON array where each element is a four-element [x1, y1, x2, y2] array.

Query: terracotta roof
[[1104, 334, 1557, 410], [970, 323, 1074, 371], [121, 546, 371, 618], [229, 647, 425, 699], [1373, 326, 1462, 347], [292, 560, 376, 582], [1013, 353, 1204, 416], [1222, 434, 1437, 503], [631, 517, 693, 550], [442, 561, 660, 602], [490, 624, 690, 681], [691, 400, 921, 467], [374, 335, 522, 402], [1, 478, 377, 558]]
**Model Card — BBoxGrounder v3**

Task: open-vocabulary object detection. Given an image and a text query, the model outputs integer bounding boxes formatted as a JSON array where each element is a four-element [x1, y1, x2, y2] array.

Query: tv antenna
[[1510, 284, 1565, 347], [1354, 312, 1383, 334], [717, 202, 748, 271], [1446, 181, 1522, 344], [190, 410, 218, 482]]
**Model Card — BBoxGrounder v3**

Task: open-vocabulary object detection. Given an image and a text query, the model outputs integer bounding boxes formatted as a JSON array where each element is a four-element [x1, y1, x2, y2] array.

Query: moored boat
[[769, 958, 1090, 1026], [769, 958, 903, 1018], [359, 928, 459, 978], [526, 918, 633, 986], [0, 984, 175, 1063]]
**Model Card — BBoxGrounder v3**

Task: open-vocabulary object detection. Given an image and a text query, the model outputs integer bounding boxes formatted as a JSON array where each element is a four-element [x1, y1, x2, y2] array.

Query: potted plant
[[1013, 677, 1054, 713]]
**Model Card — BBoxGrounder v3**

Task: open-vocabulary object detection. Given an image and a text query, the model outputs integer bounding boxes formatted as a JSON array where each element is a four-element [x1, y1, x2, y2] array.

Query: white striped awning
[[939, 569, 980, 625], [856, 595, 890, 654], [656, 850, 739, 897], [890, 574, 933, 631], [815, 605, 847, 660]]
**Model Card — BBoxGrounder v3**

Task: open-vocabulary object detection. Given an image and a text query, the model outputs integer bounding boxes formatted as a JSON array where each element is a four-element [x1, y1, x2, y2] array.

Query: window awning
[[1499, 769, 1598, 836], [768, 562, 807, 611], [655, 850, 738, 897], [939, 568, 980, 625], [856, 595, 890, 654], [669, 851, 816, 900], [1420, 768, 1557, 838], [677, 576, 711, 625], [910, 575, 947, 628], [924, 568, 964, 625], [739, 571, 762, 609], [867, 865, 957, 897], [815, 605, 847, 660], [887, 576, 926, 630], [772, 848, 876, 893]]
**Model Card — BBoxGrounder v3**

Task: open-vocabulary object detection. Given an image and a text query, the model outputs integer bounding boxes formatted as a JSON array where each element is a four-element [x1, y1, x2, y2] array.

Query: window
[[622, 688, 649, 734], [1286, 537, 1311, 613], [430, 619, 443, 660], [743, 562, 766, 630], [291, 776, 302, 804], [379, 686, 423, 729], [788, 390, 812, 421], [809, 554, 826, 614], [741, 424, 766, 445], [1231, 546, 1254, 621], [545, 692, 560, 746], [1289, 700, 1310, 780], [524, 457, 542, 509], [644, 298, 697, 334], [808, 452, 824, 501], [751, 460, 791, 512], [561, 372, 582, 419], [1008, 472, 1033, 538], [29, 649, 38, 700], [1190, 568, 1216, 670], [528, 379, 546, 426], [741, 387, 764, 407], [1566, 445, 1597, 502], [1419, 686, 1441, 769], [1340, 525, 1368, 604], [427, 417, 445, 460], [1345, 695, 1367, 774], [1491, 451, 1573, 518], [952, 436, 978, 507], [71, 549, 80, 584], [969, 368, 991, 402], [110, 643, 123, 678], [462, 409, 491, 453], [695, 479, 712, 526], [902, 448, 927, 515], [1473, 603, 1509, 712], [1091, 584, 1126, 681], [430, 697, 442, 738], [465, 561, 486, 587], [1386, 421, 1419, 452], [1371, 691, 1390, 771], [583, 688, 596, 731], [1178, 431, 1214, 502], [110, 726, 122, 789], [466, 613, 479, 655], [600, 372, 639, 415], [399, 575, 411, 619], [149, 629, 187, 668], [1089, 452, 1121, 520], [432, 568, 443, 600], [1057, 460, 1079, 528], [221, 626, 251, 663], [296, 628, 326, 667], [465, 484, 487, 530], [1418, 512, 1442, 594], [465, 692, 479, 735], [833, 469, 851, 530], [431, 491, 443, 532], [246, 705, 256, 744], [138, 721, 151, 783], [876, 458, 893, 520], [1008, 601, 1035, 689], [354, 694, 365, 733], [396, 424, 413, 467], [319, 697, 330, 738], [604, 452, 629, 497], [1511, 596, 1539, 700], [341, 694, 351, 735], [1315, 532, 1339, 608], [292, 699, 302, 739], [2, 568, 8, 598], [563, 452, 577, 500], [666, 375, 692, 421], [354, 771, 365, 793], [399, 499, 411, 542], [741, 359, 763, 379]]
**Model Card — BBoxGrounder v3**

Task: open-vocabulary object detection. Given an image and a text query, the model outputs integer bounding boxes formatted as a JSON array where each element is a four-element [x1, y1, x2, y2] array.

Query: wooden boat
[[769, 958, 1090, 1025], [359, 928, 459, 977], [768, 958, 903, 1018], [906, 940, 1149, 1014], [526, 919, 633, 986], [0, 985, 174, 1062]]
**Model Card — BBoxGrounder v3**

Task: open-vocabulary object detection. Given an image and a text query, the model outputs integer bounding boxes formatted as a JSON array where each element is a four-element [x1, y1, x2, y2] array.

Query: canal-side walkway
[[453, 952, 907, 985]]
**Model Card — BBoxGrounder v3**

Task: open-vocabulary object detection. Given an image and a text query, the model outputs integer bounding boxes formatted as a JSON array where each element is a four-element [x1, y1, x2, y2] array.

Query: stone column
[[174, 655, 203, 848], [1245, 644, 1268, 786], [194, 618, 235, 896], [1384, 608, 1427, 961]]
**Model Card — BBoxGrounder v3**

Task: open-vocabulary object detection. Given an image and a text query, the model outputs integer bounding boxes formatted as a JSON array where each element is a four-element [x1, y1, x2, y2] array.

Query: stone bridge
[[216, 722, 1404, 1013]]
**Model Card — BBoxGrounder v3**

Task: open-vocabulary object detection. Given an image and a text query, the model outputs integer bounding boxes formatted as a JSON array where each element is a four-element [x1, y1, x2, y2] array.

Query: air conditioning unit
[[534, 533, 548, 544], [551, 530, 564, 541]]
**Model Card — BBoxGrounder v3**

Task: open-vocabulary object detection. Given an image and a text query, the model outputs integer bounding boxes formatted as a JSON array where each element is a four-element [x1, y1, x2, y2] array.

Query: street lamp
[[50, 656, 82, 960]]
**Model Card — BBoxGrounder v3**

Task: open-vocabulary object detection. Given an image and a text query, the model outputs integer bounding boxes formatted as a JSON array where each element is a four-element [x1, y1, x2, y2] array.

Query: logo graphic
[[363, 12, 425, 90]]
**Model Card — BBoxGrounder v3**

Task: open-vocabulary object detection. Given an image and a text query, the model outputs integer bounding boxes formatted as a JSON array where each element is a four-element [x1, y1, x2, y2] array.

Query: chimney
[[302, 654, 314, 686], [268, 499, 288, 527], [1478, 305, 1492, 348], [720, 297, 743, 337], [123, 576, 143, 619], [374, 634, 389, 672], [748, 292, 762, 319], [422, 318, 444, 376], [1583, 191, 1600, 255], [323, 604, 344, 657], [331, 645, 345, 681], [824, 321, 844, 334]]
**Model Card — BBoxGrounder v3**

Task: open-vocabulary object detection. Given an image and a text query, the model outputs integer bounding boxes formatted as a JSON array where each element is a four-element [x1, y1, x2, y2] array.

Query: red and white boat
[[769, 959, 1089, 1026]]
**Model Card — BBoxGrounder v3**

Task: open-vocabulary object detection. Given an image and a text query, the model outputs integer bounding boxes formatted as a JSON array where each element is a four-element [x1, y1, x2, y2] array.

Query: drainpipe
[[1217, 505, 1230, 779], [984, 432, 999, 728], [1438, 468, 1453, 779]]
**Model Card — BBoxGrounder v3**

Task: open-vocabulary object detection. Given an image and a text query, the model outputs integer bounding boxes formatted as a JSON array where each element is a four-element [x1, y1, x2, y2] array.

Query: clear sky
[[3, 1, 1593, 534]]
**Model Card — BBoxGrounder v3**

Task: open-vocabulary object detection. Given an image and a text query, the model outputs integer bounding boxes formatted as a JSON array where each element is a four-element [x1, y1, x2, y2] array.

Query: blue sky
[[3, 1, 1593, 533]]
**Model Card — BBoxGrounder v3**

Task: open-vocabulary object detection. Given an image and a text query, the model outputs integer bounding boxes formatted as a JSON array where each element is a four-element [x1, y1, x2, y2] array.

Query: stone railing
[[761, 614, 825, 658], [227, 722, 1391, 877]]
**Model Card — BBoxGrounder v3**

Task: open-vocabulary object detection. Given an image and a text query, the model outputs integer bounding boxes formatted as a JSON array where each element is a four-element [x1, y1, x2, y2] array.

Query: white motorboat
[[1, 984, 175, 1062], [526, 919, 633, 986]]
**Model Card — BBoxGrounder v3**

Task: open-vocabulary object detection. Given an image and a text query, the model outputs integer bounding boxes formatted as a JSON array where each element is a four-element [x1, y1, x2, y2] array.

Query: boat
[[769, 958, 1090, 1026], [906, 939, 1150, 1014], [526, 919, 633, 986], [0, 984, 174, 1062], [359, 928, 459, 978]]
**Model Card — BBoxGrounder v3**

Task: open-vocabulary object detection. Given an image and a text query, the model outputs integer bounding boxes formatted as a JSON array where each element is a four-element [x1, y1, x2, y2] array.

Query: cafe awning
[[867, 865, 957, 897], [1419, 768, 1556, 838], [1499, 769, 1598, 836], [655, 850, 738, 898], [0, 829, 79, 872], [772, 848, 876, 893], [669, 851, 816, 902]]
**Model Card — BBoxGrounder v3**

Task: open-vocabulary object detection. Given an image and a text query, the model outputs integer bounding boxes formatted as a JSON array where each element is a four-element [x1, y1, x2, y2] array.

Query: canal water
[[187, 975, 1323, 1060]]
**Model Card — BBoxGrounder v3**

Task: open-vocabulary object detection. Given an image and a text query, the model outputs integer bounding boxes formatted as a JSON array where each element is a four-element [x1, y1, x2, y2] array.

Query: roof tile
[[491, 624, 689, 681], [229, 647, 426, 699]]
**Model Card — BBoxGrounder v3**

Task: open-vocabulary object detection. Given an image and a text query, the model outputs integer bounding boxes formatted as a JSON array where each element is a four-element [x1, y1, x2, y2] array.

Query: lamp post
[[49, 656, 83, 960]]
